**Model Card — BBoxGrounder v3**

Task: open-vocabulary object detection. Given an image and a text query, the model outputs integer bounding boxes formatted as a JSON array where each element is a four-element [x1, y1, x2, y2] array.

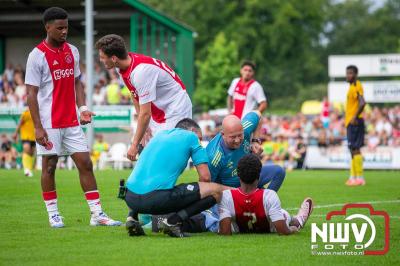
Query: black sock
[[167, 213, 182, 225], [128, 210, 138, 221], [167, 196, 217, 225]]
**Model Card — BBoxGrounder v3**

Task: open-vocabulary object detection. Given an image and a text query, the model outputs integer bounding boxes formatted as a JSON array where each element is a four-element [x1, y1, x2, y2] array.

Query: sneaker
[[356, 178, 366, 186], [160, 218, 188, 238], [49, 214, 65, 228], [126, 218, 145, 236], [90, 212, 122, 226], [294, 197, 313, 228], [345, 179, 359, 186]]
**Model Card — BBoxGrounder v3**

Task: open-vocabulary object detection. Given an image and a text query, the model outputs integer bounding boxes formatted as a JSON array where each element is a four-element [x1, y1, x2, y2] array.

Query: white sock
[[43, 191, 59, 217], [45, 199, 59, 216], [85, 190, 102, 215]]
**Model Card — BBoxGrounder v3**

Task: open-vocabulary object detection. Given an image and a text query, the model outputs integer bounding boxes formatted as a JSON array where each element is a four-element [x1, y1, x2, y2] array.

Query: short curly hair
[[43, 7, 68, 25], [95, 34, 128, 59], [237, 154, 262, 184]]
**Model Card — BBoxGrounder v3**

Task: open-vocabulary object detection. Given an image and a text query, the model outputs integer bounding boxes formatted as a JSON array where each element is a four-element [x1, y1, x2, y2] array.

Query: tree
[[142, 0, 400, 111], [193, 33, 238, 111]]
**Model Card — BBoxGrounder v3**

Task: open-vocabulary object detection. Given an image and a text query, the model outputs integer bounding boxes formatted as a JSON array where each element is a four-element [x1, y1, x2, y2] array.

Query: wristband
[[251, 138, 262, 144], [79, 105, 88, 113]]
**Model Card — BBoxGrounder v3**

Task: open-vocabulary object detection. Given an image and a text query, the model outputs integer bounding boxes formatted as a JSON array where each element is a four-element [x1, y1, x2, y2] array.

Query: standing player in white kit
[[95, 34, 192, 161], [25, 7, 121, 228]]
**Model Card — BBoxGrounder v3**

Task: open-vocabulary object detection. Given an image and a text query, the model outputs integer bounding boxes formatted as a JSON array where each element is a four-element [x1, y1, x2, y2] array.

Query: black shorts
[[22, 140, 36, 148], [125, 182, 200, 215], [347, 118, 365, 150]]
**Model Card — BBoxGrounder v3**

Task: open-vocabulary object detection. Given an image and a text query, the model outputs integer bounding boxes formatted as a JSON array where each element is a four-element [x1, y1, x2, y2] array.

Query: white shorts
[[36, 126, 89, 156]]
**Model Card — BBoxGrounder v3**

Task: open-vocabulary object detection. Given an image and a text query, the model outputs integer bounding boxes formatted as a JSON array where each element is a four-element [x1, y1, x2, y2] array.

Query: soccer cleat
[[345, 179, 359, 186], [294, 197, 313, 228], [126, 219, 146, 236], [356, 178, 366, 186], [151, 214, 171, 233], [90, 212, 122, 226], [24, 169, 33, 177], [49, 214, 65, 228], [160, 218, 188, 238]]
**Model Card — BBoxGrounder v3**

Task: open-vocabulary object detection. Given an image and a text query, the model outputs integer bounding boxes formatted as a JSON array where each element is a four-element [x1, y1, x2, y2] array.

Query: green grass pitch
[[0, 169, 399, 265]]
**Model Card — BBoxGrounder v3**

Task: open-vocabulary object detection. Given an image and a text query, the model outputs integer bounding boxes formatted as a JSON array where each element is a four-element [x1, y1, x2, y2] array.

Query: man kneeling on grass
[[125, 118, 228, 238], [218, 154, 313, 235]]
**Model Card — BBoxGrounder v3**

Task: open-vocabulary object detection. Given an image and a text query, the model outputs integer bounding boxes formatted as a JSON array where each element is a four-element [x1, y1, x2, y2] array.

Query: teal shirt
[[206, 112, 260, 187], [127, 128, 208, 194]]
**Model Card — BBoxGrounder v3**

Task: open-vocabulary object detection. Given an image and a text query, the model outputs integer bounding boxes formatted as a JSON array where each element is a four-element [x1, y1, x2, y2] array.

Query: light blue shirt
[[127, 128, 208, 194], [206, 112, 260, 187]]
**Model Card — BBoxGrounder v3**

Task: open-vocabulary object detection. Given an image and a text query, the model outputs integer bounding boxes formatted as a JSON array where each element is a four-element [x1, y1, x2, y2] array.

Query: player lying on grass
[[124, 118, 229, 238], [218, 154, 313, 235]]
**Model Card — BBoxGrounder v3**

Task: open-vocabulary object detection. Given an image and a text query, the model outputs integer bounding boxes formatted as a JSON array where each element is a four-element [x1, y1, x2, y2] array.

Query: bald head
[[221, 115, 244, 150], [222, 115, 242, 134]]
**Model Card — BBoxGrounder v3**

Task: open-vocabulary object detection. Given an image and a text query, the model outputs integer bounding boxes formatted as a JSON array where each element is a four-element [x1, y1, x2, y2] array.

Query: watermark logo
[[311, 204, 390, 256]]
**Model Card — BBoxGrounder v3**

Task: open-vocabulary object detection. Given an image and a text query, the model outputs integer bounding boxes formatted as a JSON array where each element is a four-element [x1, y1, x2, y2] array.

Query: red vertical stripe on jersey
[[231, 188, 270, 233], [37, 42, 78, 128], [232, 79, 255, 119], [150, 103, 166, 123], [119, 52, 186, 124]]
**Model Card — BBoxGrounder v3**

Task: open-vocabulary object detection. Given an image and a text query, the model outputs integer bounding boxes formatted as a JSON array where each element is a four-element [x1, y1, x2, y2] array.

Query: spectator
[[91, 134, 110, 170], [1, 134, 17, 169], [321, 96, 331, 129], [4, 82, 20, 107], [14, 72, 26, 102], [106, 79, 121, 105], [3, 63, 14, 83], [93, 62, 107, 85], [376, 115, 392, 136], [367, 130, 380, 150], [93, 83, 106, 105], [120, 86, 131, 105], [197, 112, 216, 135]]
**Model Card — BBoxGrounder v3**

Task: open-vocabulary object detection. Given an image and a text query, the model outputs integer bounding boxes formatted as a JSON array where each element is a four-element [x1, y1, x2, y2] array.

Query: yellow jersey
[[345, 80, 364, 127], [20, 109, 35, 141]]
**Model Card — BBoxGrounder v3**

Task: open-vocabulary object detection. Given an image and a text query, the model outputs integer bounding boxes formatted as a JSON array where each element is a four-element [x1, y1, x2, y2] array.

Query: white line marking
[[311, 214, 400, 219], [286, 200, 400, 211]]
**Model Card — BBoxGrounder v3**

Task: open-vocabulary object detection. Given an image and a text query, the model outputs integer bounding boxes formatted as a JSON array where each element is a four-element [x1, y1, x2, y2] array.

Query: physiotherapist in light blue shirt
[[124, 118, 228, 237]]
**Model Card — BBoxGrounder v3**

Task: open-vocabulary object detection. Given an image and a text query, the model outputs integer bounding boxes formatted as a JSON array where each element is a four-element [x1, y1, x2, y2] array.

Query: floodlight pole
[[85, 0, 94, 148]]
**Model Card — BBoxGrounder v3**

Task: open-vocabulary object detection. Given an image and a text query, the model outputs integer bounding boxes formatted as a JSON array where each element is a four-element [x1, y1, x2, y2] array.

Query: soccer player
[[95, 34, 192, 161], [227, 61, 267, 119], [25, 7, 121, 228], [124, 118, 228, 238], [208, 111, 286, 191], [344, 65, 366, 186], [13, 107, 36, 177], [219, 154, 313, 235]]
